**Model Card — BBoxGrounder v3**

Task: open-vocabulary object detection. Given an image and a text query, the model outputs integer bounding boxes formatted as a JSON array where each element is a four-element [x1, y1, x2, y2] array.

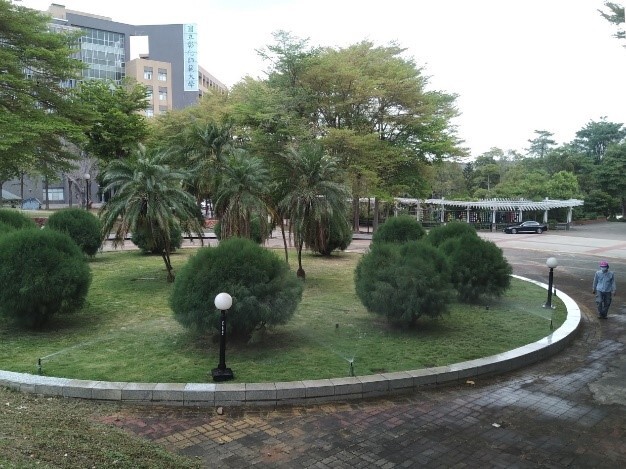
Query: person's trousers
[[596, 291, 612, 317]]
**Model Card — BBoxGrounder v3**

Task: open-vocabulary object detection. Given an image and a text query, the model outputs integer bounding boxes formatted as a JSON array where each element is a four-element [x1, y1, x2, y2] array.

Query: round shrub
[[439, 234, 512, 303], [170, 237, 303, 340], [354, 241, 452, 326], [372, 215, 426, 244], [0, 209, 37, 230], [46, 208, 102, 256], [426, 221, 479, 247], [306, 213, 352, 256], [131, 220, 183, 254], [0, 229, 91, 328]]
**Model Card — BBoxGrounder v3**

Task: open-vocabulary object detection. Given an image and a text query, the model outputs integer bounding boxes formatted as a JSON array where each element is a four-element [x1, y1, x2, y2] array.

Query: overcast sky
[[18, 0, 626, 158]]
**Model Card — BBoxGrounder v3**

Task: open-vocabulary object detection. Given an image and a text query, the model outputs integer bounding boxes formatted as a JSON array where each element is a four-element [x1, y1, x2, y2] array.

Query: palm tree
[[183, 122, 232, 215], [278, 143, 349, 278], [99, 146, 203, 282], [215, 149, 271, 240]]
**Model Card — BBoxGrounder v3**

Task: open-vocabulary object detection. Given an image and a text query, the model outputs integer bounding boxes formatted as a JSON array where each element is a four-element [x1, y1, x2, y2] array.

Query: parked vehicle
[[503, 220, 548, 234]]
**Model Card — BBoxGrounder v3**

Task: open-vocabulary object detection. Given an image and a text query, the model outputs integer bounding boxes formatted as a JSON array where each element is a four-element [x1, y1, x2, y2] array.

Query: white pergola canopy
[[389, 197, 584, 225], [419, 198, 584, 211]]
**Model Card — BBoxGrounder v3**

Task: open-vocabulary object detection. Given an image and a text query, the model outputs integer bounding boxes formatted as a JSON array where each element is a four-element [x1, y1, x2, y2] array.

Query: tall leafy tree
[[229, 76, 307, 164], [493, 165, 549, 200], [584, 189, 621, 217], [0, 0, 88, 188], [594, 143, 626, 216], [77, 79, 150, 163], [555, 147, 596, 195], [527, 130, 557, 158], [323, 129, 389, 230], [227, 30, 322, 211], [258, 34, 464, 231], [471, 149, 504, 196], [545, 171, 581, 199], [541, 147, 576, 176], [571, 119, 626, 163], [462, 161, 474, 195], [429, 161, 468, 199], [278, 143, 350, 278], [99, 146, 203, 282], [256, 30, 320, 129], [299, 41, 464, 229]]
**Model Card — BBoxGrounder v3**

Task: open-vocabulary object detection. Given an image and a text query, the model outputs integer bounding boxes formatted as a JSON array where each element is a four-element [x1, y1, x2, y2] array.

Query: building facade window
[[158, 87, 167, 101], [146, 85, 153, 99], [144, 67, 153, 80], [46, 188, 64, 201], [78, 27, 125, 83], [158, 68, 167, 81], [159, 105, 168, 113], [145, 109, 154, 117]]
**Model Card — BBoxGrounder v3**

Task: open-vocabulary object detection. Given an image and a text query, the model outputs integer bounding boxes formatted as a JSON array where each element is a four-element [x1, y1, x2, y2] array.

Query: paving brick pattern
[[99, 344, 626, 468], [95, 238, 626, 468]]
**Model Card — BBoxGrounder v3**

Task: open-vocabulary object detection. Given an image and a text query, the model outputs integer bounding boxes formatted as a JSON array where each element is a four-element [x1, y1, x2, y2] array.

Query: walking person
[[592, 260, 617, 319]]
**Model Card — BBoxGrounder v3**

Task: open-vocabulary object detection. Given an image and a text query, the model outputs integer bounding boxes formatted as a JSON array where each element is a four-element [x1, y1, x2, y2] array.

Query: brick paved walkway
[[96, 231, 626, 468]]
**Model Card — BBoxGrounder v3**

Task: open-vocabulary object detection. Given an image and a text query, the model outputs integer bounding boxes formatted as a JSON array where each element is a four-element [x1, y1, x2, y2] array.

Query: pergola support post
[[567, 207, 573, 230]]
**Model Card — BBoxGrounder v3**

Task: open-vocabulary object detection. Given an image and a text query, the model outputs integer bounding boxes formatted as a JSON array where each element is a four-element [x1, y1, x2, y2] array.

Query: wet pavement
[[97, 223, 626, 468]]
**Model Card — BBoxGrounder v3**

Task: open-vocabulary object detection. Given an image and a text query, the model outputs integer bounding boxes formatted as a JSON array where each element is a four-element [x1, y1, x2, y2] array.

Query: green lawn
[[0, 387, 200, 469], [0, 248, 566, 383]]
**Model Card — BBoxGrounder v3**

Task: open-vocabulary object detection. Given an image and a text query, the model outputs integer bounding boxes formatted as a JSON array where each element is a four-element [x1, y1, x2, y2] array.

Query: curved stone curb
[[0, 275, 581, 407]]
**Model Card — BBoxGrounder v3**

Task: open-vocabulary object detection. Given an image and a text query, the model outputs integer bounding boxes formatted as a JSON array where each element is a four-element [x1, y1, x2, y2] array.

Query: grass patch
[[0, 387, 200, 468], [0, 248, 566, 383]]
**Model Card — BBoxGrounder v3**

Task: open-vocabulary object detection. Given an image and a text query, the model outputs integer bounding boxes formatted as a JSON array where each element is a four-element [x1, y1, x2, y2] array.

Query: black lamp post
[[84, 173, 90, 209], [543, 257, 558, 327], [211, 292, 234, 382]]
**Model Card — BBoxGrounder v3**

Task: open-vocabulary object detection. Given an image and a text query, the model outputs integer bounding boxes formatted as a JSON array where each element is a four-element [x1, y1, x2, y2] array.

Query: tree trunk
[[296, 239, 305, 279], [352, 196, 360, 233], [162, 251, 175, 283], [68, 179, 73, 207], [44, 176, 50, 210], [280, 218, 289, 263], [352, 174, 361, 232], [373, 198, 380, 232]]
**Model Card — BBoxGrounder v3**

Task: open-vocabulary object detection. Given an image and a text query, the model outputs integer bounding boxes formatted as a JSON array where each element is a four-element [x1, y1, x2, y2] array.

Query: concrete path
[[96, 223, 626, 468]]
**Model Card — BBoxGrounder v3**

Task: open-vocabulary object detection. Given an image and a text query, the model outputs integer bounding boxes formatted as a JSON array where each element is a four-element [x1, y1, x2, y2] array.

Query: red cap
[[599, 261, 609, 268]]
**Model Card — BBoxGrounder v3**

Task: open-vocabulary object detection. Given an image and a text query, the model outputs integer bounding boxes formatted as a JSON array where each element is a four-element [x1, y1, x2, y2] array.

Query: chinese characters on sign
[[183, 24, 198, 91]]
